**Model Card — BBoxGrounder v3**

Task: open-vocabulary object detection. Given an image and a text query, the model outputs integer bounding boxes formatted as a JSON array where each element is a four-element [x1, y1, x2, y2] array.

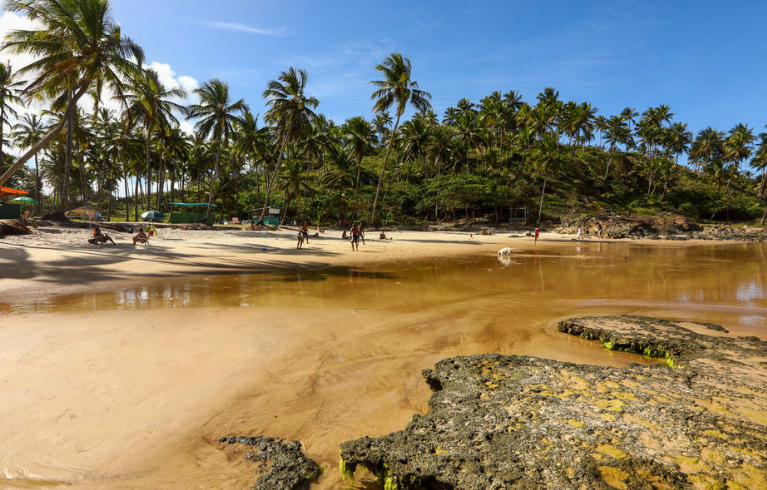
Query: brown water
[[1, 241, 766, 489]]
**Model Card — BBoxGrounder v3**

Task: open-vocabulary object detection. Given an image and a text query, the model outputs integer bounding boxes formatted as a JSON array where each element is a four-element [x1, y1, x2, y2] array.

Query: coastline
[[0, 225, 755, 307]]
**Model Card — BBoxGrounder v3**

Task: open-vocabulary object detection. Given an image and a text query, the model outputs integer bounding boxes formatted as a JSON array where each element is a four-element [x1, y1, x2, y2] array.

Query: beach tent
[[168, 202, 215, 225], [141, 210, 165, 222], [12, 196, 38, 204], [0, 186, 29, 219], [69, 205, 106, 220]]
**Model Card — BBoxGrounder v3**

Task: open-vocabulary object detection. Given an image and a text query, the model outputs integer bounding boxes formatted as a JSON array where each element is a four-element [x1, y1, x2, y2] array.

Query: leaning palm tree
[[259, 67, 318, 223], [10, 113, 44, 212], [0, 0, 144, 212], [122, 68, 187, 211], [0, 62, 24, 168], [369, 53, 431, 222], [187, 79, 247, 218], [533, 134, 561, 223]]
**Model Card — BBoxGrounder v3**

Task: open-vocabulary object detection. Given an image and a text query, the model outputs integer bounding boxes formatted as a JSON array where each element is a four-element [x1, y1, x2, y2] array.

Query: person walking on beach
[[350, 223, 360, 251], [534, 226, 540, 246], [359, 223, 366, 245], [576, 227, 583, 240], [296, 229, 304, 250]]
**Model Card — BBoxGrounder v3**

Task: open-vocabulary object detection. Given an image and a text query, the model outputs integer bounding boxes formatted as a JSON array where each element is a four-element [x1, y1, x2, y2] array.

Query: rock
[[340, 316, 767, 490], [216, 435, 320, 490], [0, 220, 31, 236], [558, 213, 703, 240], [40, 211, 68, 221]]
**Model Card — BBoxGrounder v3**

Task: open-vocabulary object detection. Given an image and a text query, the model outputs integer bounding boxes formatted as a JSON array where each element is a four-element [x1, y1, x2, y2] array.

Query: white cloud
[[143, 61, 199, 105], [0, 11, 39, 77], [202, 21, 287, 36]]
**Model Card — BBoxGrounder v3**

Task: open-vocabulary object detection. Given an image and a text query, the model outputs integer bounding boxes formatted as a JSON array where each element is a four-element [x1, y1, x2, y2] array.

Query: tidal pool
[[1, 241, 765, 489]]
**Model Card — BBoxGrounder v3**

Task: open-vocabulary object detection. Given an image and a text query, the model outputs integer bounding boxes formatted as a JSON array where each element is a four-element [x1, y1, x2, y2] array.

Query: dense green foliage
[[1, 0, 766, 226]]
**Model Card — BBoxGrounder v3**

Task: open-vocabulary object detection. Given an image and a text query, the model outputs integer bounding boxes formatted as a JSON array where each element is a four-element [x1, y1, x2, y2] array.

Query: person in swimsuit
[[89, 227, 115, 245], [133, 227, 149, 245], [358, 223, 366, 245], [350, 224, 360, 251], [300, 221, 310, 244], [534, 227, 540, 247]]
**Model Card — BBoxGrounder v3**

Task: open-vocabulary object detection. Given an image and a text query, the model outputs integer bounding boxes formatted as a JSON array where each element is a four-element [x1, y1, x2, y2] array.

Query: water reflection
[[4, 242, 767, 331]]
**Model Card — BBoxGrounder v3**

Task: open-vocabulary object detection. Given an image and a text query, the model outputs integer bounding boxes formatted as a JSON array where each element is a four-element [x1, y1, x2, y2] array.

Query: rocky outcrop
[[217, 436, 320, 490], [559, 213, 767, 241], [339, 316, 767, 489], [558, 213, 702, 239]]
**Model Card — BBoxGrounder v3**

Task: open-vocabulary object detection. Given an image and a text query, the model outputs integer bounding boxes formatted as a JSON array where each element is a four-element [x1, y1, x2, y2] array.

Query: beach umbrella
[[12, 196, 38, 204], [141, 210, 165, 221], [0, 186, 29, 197]]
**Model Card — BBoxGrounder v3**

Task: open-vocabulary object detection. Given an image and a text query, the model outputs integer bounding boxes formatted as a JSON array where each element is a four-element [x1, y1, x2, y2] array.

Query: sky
[[1, 0, 767, 138]]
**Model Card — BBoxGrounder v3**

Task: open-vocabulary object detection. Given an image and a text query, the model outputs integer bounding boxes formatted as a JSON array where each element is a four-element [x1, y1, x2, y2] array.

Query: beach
[[1, 228, 766, 489]]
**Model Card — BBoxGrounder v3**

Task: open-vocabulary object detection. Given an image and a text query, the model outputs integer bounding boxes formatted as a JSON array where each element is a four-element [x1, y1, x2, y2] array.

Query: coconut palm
[[533, 134, 561, 223], [343, 116, 376, 198], [260, 67, 318, 223], [369, 53, 432, 222], [0, 62, 24, 168], [10, 113, 44, 212], [122, 68, 187, 210], [0, 0, 144, 211], [724, 123, 755, 174], [187, 79, 247, 218]]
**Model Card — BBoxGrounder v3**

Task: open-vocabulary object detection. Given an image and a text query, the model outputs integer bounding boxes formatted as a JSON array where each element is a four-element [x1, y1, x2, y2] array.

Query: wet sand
[[1, 233, 766, 489]]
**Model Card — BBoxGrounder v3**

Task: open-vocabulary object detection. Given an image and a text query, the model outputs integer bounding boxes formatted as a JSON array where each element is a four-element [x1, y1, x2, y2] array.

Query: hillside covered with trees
[[1, 0, 766, 227]]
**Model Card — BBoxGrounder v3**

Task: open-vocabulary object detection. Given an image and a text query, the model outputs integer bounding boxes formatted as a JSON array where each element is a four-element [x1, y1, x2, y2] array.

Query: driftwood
[[0, 220, 31, 236]]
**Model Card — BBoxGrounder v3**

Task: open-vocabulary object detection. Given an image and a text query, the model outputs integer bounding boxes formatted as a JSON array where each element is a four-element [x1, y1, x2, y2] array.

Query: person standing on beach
[[576, 227, 583, 240], [534, 227, 540, 246], [350, 223, 360, 251], [300, 221, 310, 244], [359, 223, 366, 245]]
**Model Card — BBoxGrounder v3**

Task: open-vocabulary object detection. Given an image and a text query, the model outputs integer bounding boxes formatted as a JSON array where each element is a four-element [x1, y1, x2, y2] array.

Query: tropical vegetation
[[2, 0, 767, 226]]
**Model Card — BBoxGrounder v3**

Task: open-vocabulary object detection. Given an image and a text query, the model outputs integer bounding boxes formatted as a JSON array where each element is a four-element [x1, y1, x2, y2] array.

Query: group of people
[[297, 221, 372, 251], [87, 226, 153, 247]]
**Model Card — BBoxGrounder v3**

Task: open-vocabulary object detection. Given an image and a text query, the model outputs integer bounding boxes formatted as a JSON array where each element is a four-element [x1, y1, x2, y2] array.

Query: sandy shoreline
[[1, 227, 764, 489], [0, 224, 748, 306], [1, 226, 562, 304]]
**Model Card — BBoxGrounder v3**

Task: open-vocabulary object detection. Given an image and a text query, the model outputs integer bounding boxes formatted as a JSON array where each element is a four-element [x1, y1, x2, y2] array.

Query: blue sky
[[0, 0, 764, 137], [104, 0, 767, 136]]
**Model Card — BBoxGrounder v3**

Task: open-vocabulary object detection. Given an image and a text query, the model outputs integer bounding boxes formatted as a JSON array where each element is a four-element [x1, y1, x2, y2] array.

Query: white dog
[[497, 247, 515, 256]]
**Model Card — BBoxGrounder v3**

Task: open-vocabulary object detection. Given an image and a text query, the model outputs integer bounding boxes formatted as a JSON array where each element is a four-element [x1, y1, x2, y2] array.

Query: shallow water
[[1, 241, 766, 489]]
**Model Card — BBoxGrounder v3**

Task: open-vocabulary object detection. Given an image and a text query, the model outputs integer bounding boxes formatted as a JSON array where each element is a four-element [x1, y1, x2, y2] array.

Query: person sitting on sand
[[350, 224, 360, 251], [342, 229, 348, 240], [317, 226, 325, 234], [89, 227, 115, 246], [133, 227, 149, 245], [379, 231, 387, 240]]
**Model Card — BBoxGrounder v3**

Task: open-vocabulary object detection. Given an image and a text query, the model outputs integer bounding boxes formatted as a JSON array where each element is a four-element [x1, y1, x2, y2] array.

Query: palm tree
[[344, 116, 376, 198], [533, 134, 561, 223], [724, 123, 755, 174], [0, 62, 24, 168], [122, 68, 187, 211], [369, 53, 432, 222], [260, 67, 318, 223], [0, 0, 144, 211], [188, 79, 247, 218], [690, 127, 725, 190], [234, 108, 269, 202], [10, 113, 44, 213]]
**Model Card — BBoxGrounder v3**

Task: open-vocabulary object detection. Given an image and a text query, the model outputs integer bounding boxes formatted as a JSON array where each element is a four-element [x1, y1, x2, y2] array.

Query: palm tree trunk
[[259, 139, 288, 223], [62, 89, 75, 212], [371, 113, 402, 224], [604, 146, 615, 181], [156, 155, 164, 211], [34, 153, 40, 215], [205, 135, 223, 219], [145, 121, 152, 211], [123, 162, 129, 221], [759, 170, 767, 199], [0, 106, 5, 170], [134, 174, 139, 220], [761, 200, 767, 225], [354, 154, 362, 199], [537, 175, 548, 224]]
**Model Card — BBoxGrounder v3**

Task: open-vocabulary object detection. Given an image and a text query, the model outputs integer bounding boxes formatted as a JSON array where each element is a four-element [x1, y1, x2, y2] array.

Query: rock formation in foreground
[[340, 316, 767, 489], [217, 436, 320, 490]]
